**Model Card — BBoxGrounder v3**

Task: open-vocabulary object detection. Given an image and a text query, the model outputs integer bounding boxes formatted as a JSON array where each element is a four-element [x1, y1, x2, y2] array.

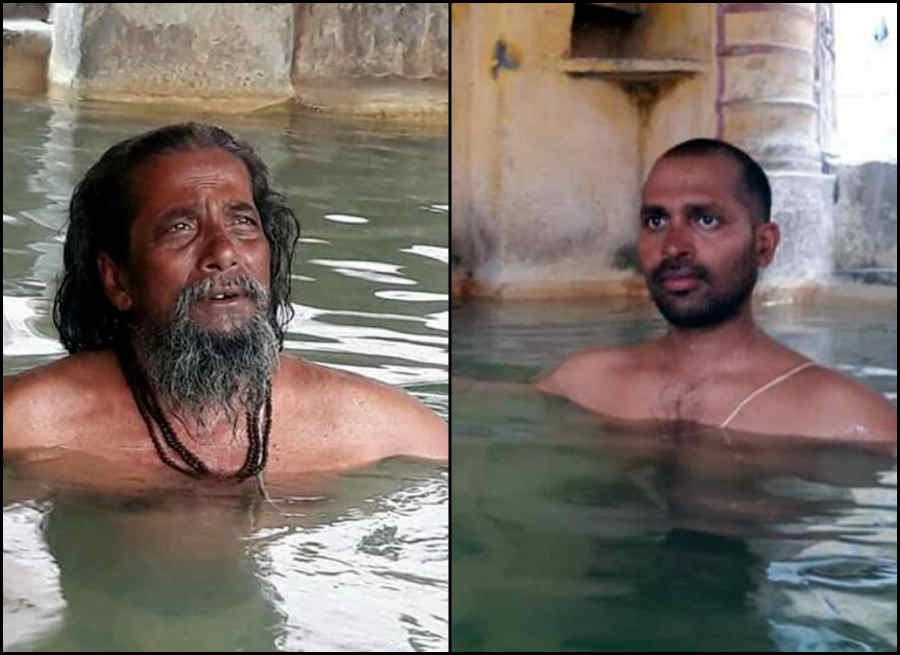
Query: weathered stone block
[[49, 3, 295, 109], [293, 3, 448, 79], [763, 171, 835, 284], [723, 52, 814, 104], [725, 11, 814, 50], [723, 102, 819, 171], [291, 3, 448, 117], [833, 162, 898, 272]]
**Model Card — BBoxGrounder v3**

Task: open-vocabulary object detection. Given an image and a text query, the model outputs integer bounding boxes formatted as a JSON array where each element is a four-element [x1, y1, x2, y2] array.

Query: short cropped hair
[[53, 123, 301, 353], [659, 138, 772, 224]]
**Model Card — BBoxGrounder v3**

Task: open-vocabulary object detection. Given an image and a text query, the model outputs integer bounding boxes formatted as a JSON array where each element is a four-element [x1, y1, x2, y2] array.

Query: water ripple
[[768, 556, 897, 590], [3, 503, 66, 651], [309, 259, 415, 286], [401, 245, 448, 263], [2, 295, 65, 357], [251, 477, 448, 652], [323, 213, 369, 224]]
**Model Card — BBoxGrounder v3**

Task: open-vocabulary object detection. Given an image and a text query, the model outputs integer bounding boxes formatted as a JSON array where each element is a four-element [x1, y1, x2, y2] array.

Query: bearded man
[[536, 139, 896, 446], [3, 123, 447, 488]]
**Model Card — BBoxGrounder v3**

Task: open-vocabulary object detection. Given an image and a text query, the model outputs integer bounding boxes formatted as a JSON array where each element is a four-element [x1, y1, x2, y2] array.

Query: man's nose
[[662, 218, 694, 258], [199, 223, 239, 272]]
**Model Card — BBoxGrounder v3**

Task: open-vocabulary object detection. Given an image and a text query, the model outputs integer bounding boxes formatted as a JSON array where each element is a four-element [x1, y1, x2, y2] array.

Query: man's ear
[[755, 221, 780, 268], [97, 252, 134, 311]]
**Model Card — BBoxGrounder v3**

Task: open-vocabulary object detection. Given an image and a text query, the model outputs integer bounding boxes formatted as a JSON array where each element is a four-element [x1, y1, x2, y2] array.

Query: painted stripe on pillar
[[716, 4, 726, 139]]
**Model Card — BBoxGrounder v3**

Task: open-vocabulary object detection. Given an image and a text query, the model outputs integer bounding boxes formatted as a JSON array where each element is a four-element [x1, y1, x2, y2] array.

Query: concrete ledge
[[45, 86, 295, 114], [293, 77, 447, 120], [451, 271, 650, 302], [807, 281, 897, 306], [452, 270, 897, 308], [561, 57, 708, 79]]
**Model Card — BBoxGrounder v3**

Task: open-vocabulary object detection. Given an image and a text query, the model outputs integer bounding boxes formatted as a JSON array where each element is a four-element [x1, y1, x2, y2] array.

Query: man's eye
[[167, 221, 192, 232], [643, 215, 665, 230], [696, 213, 720, 228]]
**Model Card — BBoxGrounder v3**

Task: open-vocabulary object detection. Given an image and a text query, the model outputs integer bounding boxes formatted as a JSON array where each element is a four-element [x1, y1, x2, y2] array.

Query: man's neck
[[658, 305, 766, 374]]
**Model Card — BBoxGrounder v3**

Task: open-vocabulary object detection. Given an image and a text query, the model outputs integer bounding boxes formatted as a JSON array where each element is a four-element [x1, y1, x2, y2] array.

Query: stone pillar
[[717, 3, 835, 286]]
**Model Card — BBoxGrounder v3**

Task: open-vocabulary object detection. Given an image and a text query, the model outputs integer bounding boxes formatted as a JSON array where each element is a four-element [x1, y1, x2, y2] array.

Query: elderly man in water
[[3, 123, 447, 487], [536, 138, 896, 448]]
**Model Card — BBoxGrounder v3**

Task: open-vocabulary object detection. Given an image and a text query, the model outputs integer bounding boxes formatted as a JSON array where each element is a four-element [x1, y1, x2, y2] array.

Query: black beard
[[131, 274, 279, 430], [645, 249, 758, 329]]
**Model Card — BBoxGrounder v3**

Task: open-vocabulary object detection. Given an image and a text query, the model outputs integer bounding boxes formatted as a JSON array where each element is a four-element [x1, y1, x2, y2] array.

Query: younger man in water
[[537, 139, 896, 447], [3, 123, 447, 487]]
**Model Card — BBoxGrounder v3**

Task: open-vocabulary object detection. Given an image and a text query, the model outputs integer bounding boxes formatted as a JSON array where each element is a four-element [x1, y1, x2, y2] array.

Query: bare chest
[[652, 376, 723, 423], [580, 373, 749, 426], [611, 370, 813, 431], [65, 398, 359, 482]]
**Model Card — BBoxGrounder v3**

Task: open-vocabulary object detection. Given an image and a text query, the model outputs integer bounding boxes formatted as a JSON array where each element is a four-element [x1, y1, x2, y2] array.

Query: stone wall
[[291, 3, 448, 116], [4, 3, 448, 116], [293, 3, 447, 79], [833, 162, 897, 275], [452, 2, 840, 300], [48, 3, 296, 110]]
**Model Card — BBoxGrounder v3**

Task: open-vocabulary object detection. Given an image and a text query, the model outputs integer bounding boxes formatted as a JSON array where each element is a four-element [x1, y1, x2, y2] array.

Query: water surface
[[452, 298, 897, 652]]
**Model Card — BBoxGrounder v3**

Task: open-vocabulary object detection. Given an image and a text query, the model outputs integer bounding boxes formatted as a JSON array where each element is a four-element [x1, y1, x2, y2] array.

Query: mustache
[[177, 273, 268, 312], [650, 258, 710, 285]]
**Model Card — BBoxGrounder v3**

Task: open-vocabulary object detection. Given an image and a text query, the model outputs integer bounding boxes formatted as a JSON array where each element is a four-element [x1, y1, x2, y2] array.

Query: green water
[[452, 299, 897, 652], [3, 96, 448, 651]]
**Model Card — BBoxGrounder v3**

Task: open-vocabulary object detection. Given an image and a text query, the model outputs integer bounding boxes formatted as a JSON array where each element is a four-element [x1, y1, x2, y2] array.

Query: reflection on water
[[4, 462, 448, 652], [324, 213, 369, 224], [452, 300, 897, 652], [2, 96, 448, 651], [309, 258, 418, 285], [252, 470, 449, 652]]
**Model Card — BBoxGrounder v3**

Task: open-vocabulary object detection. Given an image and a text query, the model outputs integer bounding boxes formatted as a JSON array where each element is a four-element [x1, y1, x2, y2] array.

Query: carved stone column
[[717, 3, 836, 286]]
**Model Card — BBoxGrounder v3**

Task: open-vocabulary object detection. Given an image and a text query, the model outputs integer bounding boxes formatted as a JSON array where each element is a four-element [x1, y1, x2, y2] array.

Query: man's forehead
[[131, 148, 254, 212], [137, 147, 250, 181], [643, 154, 742, 202]]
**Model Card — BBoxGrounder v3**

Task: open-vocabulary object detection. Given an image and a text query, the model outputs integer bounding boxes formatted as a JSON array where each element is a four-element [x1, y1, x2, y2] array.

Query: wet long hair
[[53, 122, 300, 353]]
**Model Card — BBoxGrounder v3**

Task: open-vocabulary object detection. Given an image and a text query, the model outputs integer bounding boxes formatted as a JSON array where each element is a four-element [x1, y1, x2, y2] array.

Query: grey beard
[[131, 274, 280, 432]]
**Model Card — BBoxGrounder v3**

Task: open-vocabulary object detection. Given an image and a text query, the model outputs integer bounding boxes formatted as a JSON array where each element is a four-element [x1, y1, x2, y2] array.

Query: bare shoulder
[[801, 364, 897, 444], [3, 351, 124, 452], [275, 355, 447, 462], [534, 343, 644, 396]]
